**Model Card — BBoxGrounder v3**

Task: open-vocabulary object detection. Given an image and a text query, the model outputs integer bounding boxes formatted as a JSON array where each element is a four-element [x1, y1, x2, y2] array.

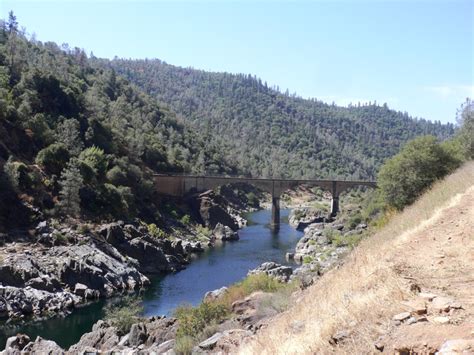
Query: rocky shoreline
[[0, 186, 261, 326], [1, 190, 368, 353]]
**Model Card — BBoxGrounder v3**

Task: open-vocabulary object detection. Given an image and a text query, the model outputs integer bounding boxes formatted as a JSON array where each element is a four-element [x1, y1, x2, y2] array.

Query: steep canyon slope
[[239, 162, 474, 354]]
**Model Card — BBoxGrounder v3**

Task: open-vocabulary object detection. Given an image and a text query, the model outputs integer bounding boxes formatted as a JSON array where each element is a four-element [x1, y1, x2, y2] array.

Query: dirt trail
[[383, 186, 474, 353], [239, 171, 474, 354]]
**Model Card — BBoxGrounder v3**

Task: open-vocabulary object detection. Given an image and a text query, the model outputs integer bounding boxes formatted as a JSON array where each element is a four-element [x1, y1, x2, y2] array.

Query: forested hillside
[[0, 15, 236, 229], [103, 58, 455, 179]]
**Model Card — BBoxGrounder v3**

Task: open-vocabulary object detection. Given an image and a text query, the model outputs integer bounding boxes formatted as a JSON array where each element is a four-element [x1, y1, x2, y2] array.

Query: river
[[0, 209, 302, 348]]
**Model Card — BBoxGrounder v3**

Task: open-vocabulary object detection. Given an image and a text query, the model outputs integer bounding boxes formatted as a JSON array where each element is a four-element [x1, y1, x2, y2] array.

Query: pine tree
[[56, 118, 84, 156], [58, 159, 83, 217], [7, 11, 18, 34]]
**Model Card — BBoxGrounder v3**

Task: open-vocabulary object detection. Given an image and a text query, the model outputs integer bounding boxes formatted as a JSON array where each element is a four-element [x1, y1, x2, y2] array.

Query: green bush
[[174, 302, 228, 339], [238, 273, 283, 294], [378, 135, 461, 210], [147, 223, 166, 238], [323, 228, 342, 244], [180, 214, 191, 225], [174, 335, 194, 355], [35, 143, 70, 175], [303, 255, 313, 264], [348, 213, 362, 229], [331, 233, 348, 247], [245, 192, 259, 207], [196, 225, 212, 238], [106, 165, 128, 186], [104, 296, 143, 335], [3, 157, 32, 191], [79, 146, 108, 179]]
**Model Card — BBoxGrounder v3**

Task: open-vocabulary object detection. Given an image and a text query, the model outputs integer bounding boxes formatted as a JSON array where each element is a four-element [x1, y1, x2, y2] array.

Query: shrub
[[220, 273, 284, 308], [3, 157, 31, 192], [79, 146, 108, 179], [323, 228, 342, 244], [331, 233, 348, 247], [106, 165, 128, 186], [245, 192, 259, 207], [35, 143, 70, 175], [303, 255, 313, 264], [104, 296, 143, 335], [174, 302, 228, 339], [52, 231, 68, 245], [101, 183, 128, 217], [180, 214, 191, 225], [77, 223, 91, 234], [196, 225, 211, 238], [348, 213, 362, 229], [147, 223, 166, 239], [378, 135, 461, 210], [174, 335, 194, 355]]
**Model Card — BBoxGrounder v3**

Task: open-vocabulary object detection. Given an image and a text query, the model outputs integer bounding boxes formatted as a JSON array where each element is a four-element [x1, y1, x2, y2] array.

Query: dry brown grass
[[239, 162, 474, 354]]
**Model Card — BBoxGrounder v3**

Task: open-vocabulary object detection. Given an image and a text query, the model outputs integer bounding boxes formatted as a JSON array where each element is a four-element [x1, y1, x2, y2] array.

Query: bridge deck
[[153, 174, 377, 228]]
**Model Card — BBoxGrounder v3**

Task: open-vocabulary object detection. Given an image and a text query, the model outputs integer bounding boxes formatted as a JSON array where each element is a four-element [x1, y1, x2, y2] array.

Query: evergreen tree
[[56, 118, 84, 156], [456, 98, 474, 160], [58, 159, 83, 217], [7, 11, 17, 34]]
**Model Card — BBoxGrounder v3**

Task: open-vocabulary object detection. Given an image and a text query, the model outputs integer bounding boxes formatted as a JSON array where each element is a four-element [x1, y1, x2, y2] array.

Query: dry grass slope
[[239, 162, 474, 354]]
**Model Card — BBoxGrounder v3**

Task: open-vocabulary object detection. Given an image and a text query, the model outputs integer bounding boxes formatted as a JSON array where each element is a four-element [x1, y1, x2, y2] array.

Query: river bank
[[0, 184, 266, 347], [0, 206, 301, 349], [1, 185, 374, 352]]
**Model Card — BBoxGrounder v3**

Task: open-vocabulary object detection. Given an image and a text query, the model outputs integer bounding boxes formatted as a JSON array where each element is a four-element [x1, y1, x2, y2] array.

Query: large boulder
[[289, 208, 327, 230], [198, 191, 239, 231], [247, 262, 293, 282], [68, 316, 178, 352], [0, 285, 80, 319], [204, 286, 229, 302], [21, 337, 63, 353], [213, 223, 239, 241], [55, 243, 149, 296], [3, 334, 31, 353], [68, 320, 120, 352], [97, 223, 181, 273]]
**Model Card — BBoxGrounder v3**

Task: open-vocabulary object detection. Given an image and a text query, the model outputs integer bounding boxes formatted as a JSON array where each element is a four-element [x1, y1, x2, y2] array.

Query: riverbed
[[0, 209, 302, 348]]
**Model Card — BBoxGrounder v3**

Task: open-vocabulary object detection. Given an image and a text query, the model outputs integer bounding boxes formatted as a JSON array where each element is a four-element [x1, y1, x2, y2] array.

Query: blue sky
[[1, 0, 472, 123]]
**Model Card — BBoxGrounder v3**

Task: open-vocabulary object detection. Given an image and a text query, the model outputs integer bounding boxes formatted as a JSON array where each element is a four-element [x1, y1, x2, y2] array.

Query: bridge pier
[[330, 196, 339, 217], [330, 181, 340, 217], [271, 195, 280, 230]]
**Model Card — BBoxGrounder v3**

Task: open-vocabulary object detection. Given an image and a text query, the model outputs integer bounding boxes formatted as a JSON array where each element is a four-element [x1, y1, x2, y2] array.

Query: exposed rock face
[[3, 334, 30, 353], [231, 291, 271, 328], [0, 220, 196, 320], [247, 262, 293, 282], [197, 190, 239, 231], [213, 223, 239, 241], [289, 208, 329, 230], [98, 222, 186, 273], [2, 336, 63, 355], [289, 214, 361, 287], [68, 316, 178, 353], [204, 286, 229, 302], [0, 285, 80, 319]]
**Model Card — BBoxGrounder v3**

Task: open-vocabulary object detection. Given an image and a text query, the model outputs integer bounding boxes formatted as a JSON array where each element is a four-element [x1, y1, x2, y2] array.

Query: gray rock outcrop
[[213, 223, 239, 241], [247, 262, 293, 282]]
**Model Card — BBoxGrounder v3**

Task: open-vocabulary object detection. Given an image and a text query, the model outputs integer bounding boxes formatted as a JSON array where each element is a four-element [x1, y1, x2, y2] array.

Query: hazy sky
[[1, 0, 473, 123]]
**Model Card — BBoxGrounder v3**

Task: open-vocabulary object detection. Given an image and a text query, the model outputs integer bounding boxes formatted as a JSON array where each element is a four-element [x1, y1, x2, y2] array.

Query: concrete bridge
[[154, 174, 376, 229]]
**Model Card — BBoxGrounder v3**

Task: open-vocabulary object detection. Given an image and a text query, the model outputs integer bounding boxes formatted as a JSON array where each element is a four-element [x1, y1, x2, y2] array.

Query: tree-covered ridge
[[103, 58, 455, 179], [0, 14, 237, 228]]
